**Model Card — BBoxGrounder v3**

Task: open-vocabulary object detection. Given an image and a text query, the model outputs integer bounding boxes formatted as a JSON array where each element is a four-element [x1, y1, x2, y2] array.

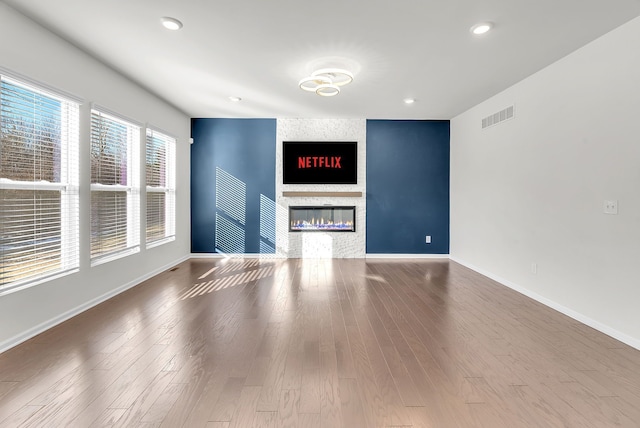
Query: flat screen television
[[283, 141, 357, 184]]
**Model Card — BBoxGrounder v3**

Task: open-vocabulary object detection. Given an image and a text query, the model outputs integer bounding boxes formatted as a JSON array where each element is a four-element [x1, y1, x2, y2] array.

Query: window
[[0, 74, 80, 292], [90, 108, 140, 263], [146, 128, 175, 246]]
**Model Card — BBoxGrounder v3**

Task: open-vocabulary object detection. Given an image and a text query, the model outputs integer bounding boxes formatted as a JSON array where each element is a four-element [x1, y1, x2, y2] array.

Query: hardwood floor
[[1, 258, 640, 427]]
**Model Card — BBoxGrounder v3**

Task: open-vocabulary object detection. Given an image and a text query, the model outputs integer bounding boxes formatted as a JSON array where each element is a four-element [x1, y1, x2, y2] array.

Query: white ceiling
[[4, 0, 640, 119]]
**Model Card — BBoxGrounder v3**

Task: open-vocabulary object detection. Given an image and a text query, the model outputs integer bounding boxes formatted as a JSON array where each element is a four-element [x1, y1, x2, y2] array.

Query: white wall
[[451, 16, 640, 348], [276, 119, 366, 258], [0, 4, 191, 351]]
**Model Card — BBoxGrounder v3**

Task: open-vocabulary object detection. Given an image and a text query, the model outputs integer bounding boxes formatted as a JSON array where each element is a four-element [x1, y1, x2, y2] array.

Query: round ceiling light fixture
[[299, 67, 354, 97], [299, 75, 332, 92], [311, 68, 354, 87], [161, 17, 183, 30], [470, 22, 493, 35], [404, 98, 416, 104], [316, 84, 340, 97]]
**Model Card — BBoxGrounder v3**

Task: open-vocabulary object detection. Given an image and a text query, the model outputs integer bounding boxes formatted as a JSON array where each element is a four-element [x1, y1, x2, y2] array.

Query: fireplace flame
[[289, 206, 355, 232], [291, 217, 354, 231]]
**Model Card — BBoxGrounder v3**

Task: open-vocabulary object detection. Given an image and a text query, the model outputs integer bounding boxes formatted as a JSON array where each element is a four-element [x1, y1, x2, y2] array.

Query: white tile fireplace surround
[[276, 118, 366, 258]]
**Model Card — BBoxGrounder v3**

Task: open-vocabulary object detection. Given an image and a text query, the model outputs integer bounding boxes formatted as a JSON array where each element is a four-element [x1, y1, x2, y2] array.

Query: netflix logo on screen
[[297, 156, 342, 169], [283, 141, 357, 184]]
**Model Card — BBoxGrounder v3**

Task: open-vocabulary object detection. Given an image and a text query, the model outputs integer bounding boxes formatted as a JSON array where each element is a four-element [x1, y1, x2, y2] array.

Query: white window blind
[[145, 128, 175, 246], [90, 109, 140, 263], [0, 75, 80, 292]]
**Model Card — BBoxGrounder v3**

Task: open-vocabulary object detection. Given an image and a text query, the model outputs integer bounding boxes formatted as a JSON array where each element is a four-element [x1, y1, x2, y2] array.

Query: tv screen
[[283, 141, 357, 184]]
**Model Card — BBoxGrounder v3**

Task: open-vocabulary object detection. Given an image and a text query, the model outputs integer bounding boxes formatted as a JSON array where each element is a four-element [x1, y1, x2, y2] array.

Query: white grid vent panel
[[482, 105, 515, 129]]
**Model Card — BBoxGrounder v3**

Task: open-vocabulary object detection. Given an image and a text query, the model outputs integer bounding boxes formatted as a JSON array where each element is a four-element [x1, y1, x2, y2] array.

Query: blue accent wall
[[191, 118, 276, 254], [366, 120, 450, 254]]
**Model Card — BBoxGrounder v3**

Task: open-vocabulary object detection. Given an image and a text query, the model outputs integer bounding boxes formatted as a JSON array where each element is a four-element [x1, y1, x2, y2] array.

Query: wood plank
[[339, 378, 366, 428], [112, 370, 176, 428], [277, 389, 299, 428], [208, 377, 246, 422], [318, 294, 343, 428], [206, 422, 230, 428], [0, 405, 43, 427], [89, 407, 127, 427], [140, 383, 187, 424], [253, 411, 278, 428], [0, 381, 18, 400], [228, 386, 262, 428]]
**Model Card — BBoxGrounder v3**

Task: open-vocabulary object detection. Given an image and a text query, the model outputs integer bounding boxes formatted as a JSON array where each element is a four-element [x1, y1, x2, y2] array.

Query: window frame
[[89, 106, 141, 265], [0, 71, 81, 294], [145, 127, 176, 248]]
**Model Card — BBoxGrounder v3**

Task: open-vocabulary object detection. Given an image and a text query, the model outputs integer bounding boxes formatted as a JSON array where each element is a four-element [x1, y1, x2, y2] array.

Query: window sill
[[91, 246, 140, 267], [0, 268, 79, 297], [146, 236, 175, 250]]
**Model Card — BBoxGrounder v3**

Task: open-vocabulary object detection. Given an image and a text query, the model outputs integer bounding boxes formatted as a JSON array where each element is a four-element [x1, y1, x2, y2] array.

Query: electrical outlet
[[425, 235, 431, 244], [604, 200, 618, 215]]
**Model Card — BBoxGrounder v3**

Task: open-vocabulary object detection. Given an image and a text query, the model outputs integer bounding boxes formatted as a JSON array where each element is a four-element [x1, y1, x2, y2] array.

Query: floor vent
[[482, 105, 514, 129]]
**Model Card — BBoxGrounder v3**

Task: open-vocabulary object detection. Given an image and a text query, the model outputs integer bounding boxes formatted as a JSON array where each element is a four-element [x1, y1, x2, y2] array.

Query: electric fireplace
[[289, 206, 355, 232]]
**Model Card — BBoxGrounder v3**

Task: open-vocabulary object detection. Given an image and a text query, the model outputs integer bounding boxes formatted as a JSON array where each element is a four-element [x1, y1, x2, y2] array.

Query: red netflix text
[[297, 156, 342, 169]]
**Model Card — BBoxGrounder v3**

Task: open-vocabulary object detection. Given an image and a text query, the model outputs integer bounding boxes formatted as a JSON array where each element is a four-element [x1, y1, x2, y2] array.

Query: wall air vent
[[482, 105, 514, 129]]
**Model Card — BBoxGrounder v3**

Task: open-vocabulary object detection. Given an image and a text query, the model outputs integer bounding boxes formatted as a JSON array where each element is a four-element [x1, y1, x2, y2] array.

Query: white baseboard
[[191, 253, 450, 260], [365, 253, 450, 259], [190, 253, 226, 258], [190, 253, 287, 259], [0, 255, 190, 354], [450, 256, 640, 351]]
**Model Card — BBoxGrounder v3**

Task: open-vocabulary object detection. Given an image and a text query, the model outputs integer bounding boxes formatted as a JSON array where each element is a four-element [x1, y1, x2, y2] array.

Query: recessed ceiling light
[[161, 17, 183, 31], [228, 96, 242, 102], [470, 22, 493, 35], [404, 98, 416, 104]]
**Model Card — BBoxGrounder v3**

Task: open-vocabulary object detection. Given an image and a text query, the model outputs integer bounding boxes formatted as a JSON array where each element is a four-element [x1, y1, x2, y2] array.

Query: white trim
[[190, 253, 287, 260], [0, 75, 81, 290], [146, 124, 177, 141], [147, 236, 175, 249], [90, 183, 132, 191], [91, 103, 143, 128], [146, 186, 168, 193], [189, 253, 449, 260], [365, 253, 450, 259], [145, 128, 176, 244], [0, 255, 190, 354], [0, 268, 79, 297], [89, 110, 141, 261], [90, 246, 140, 267], [0, 179, 67, 191], [450, 256, 640, 352], [191, 253, 226, 259]]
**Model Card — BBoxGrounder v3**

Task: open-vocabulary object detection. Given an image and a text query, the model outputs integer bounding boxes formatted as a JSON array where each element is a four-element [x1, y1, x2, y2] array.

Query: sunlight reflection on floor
[[179, 261, 276, 300]]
